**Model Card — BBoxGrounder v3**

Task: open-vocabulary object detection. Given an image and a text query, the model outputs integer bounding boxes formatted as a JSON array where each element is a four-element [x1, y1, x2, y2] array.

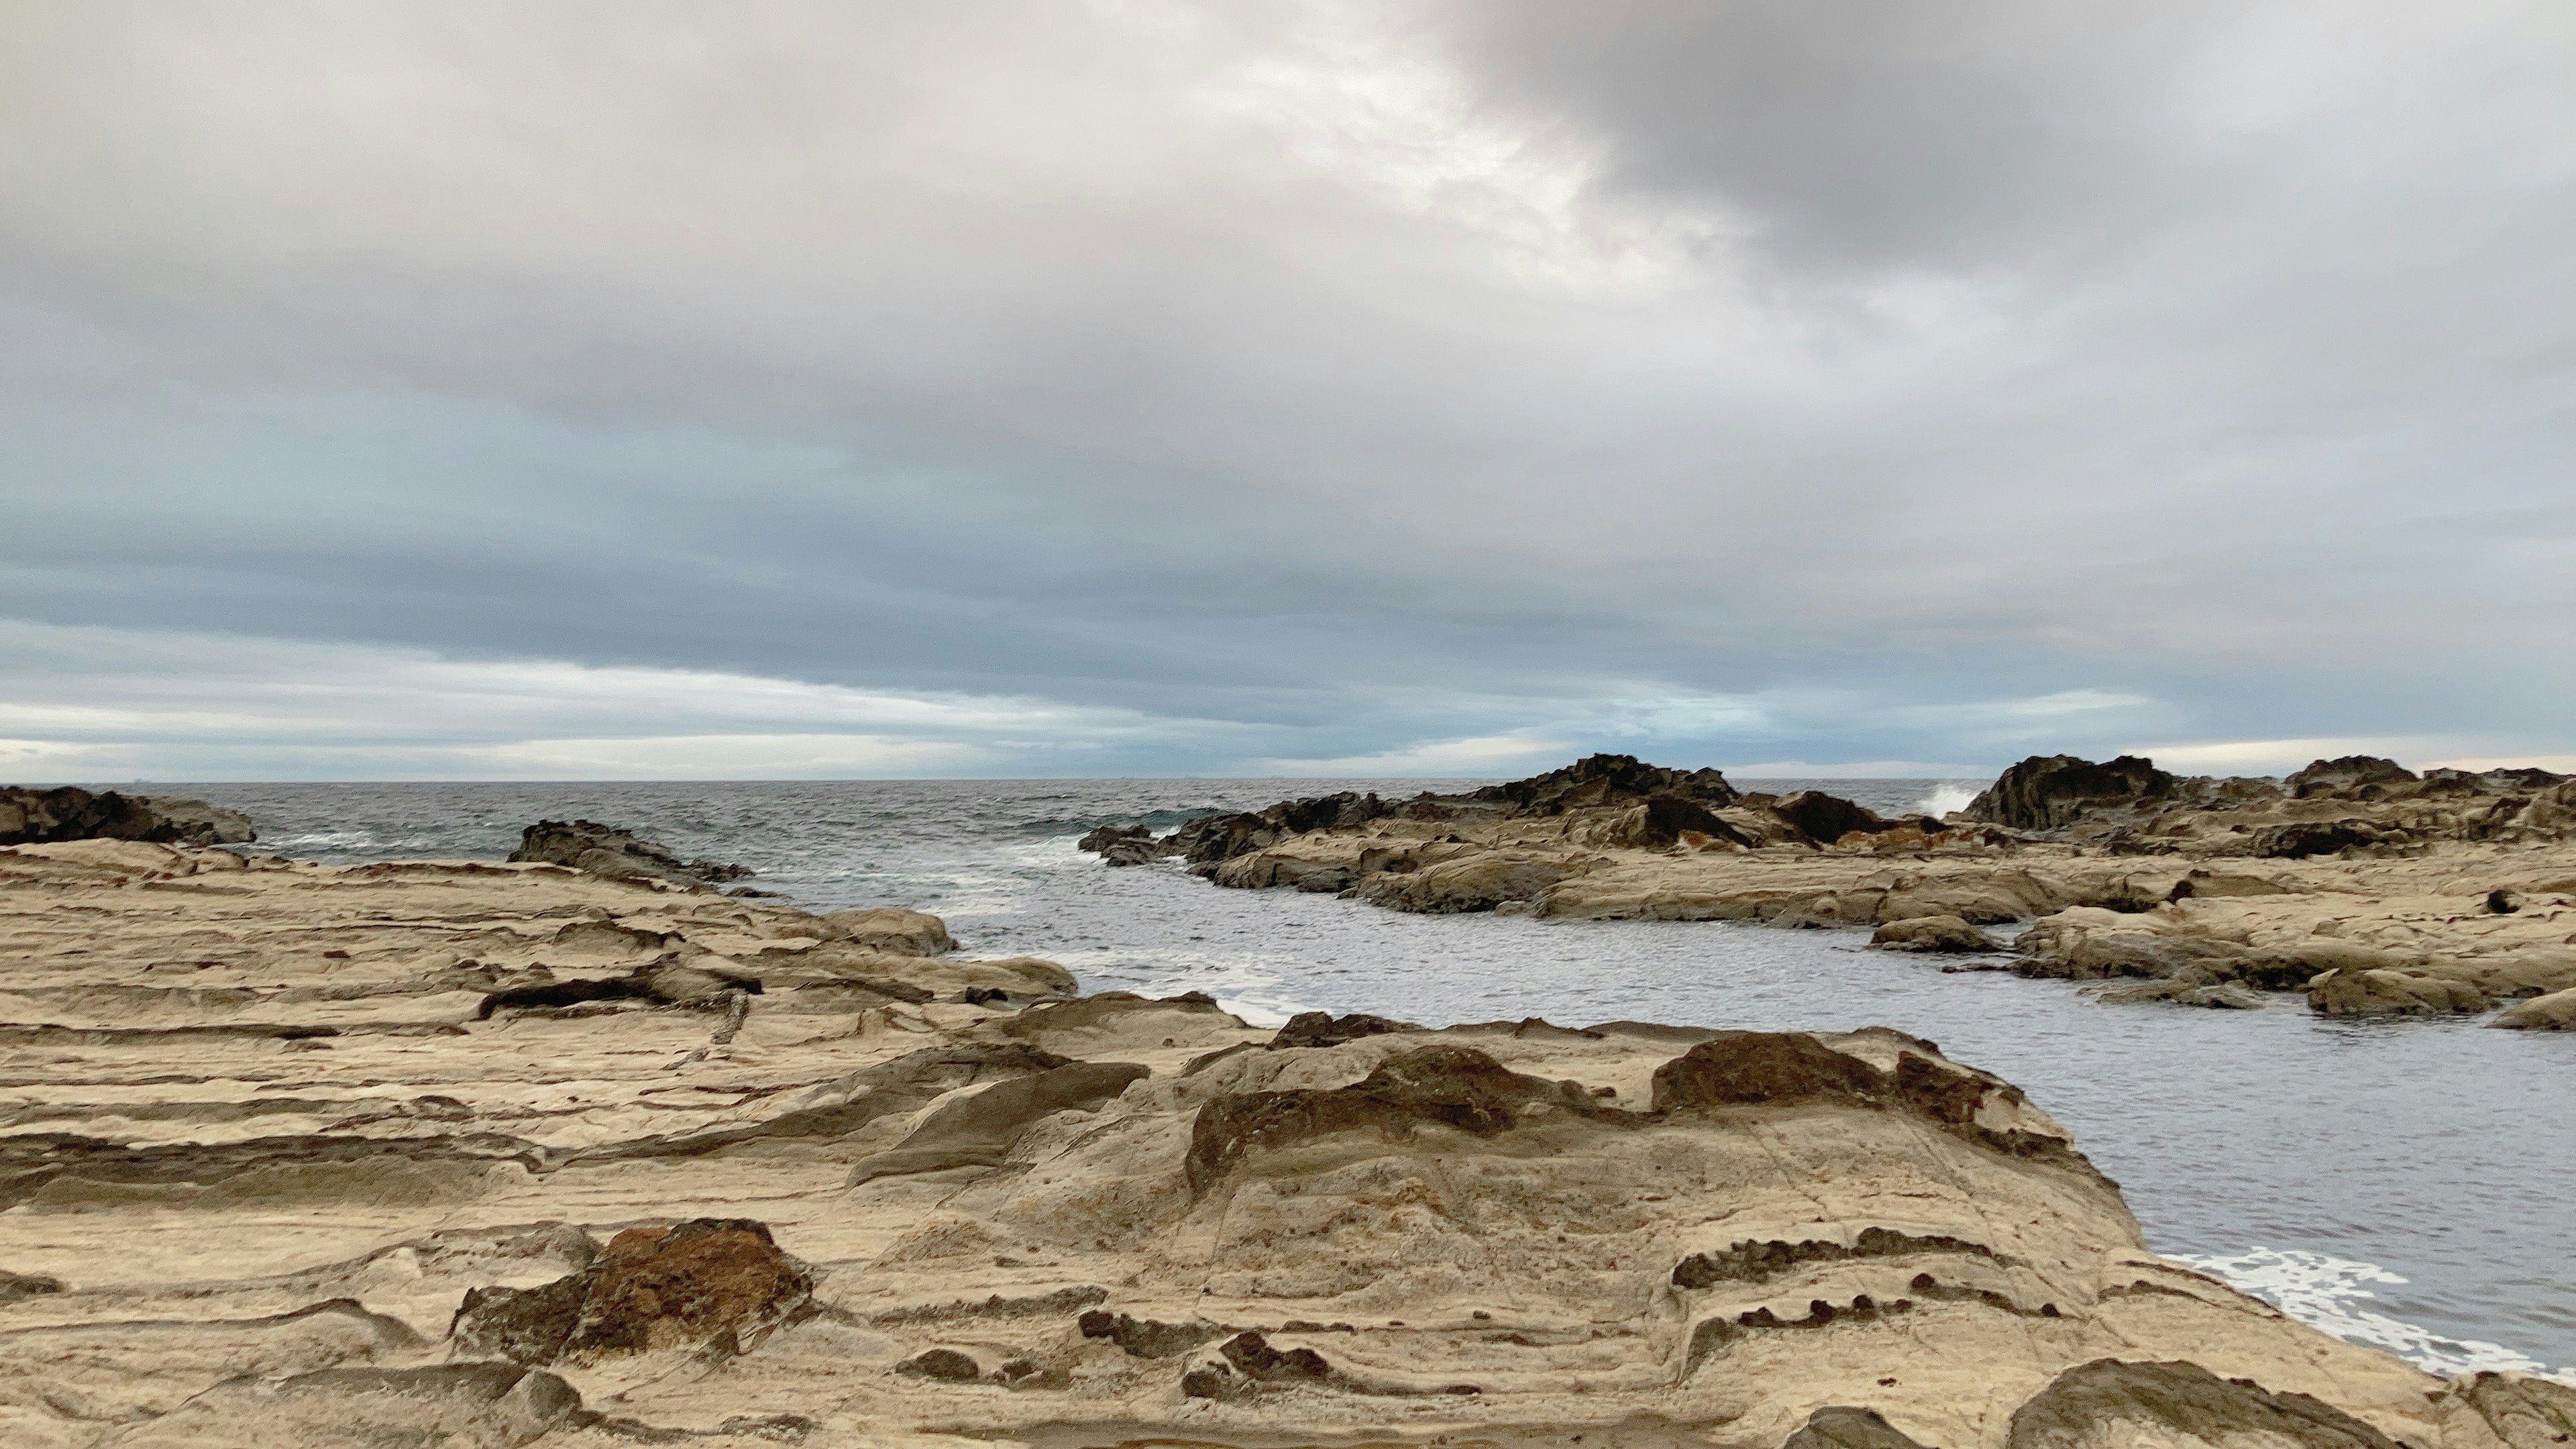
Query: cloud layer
[[4, 3, 2569, 778]]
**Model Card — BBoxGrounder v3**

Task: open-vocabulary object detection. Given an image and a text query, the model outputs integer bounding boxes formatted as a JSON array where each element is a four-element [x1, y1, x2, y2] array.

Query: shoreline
[[1, 837, 2569, 1446]]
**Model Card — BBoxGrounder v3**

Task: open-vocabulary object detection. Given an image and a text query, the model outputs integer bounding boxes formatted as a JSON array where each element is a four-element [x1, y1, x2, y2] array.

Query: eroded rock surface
[[1, 838, 2567, 1448]]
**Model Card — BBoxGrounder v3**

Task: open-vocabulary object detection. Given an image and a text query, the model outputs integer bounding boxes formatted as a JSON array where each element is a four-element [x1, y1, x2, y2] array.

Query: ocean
[[157, 776, 2576, 1378]]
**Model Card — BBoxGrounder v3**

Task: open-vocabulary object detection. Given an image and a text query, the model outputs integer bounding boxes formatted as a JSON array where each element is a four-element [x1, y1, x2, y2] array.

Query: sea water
[[171, 777, 2576, 1377]]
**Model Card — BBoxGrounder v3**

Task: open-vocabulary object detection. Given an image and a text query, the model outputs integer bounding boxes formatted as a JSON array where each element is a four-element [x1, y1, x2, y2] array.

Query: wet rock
[[449, 1217, 812, 1364], [2004, 1358, 2400, 1449], [1622, 793, 1756, 847], [508, 819, 750, 887], [2493, 985, 2576, 1030], [2092, 976, 2268, 1009], [1077, 824, 1152, 853], [1964, 755, 2177, 830], [1868, 915, 1998, 953], [1269, 1011, 1424, 1049], [2307, 967, 2490, 1017], [0, 784, 254, 846], [2250, 819, 2383, 859], [818, 907, 957, 956]]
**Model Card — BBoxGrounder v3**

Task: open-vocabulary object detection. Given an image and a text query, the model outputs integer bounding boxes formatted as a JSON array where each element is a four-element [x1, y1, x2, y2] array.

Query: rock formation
[[0, 783, 254, 846], [2, 837, 2567, 1446], [1079, 753, 2576, 1026], [508, 818, 753, 888]]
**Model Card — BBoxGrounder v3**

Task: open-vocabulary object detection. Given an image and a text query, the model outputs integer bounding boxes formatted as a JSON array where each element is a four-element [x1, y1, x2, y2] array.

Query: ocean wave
[[1015, 807, 1228, 837], [2183, 1246, 2568, 1379], [1915, 784, 1980, 816]]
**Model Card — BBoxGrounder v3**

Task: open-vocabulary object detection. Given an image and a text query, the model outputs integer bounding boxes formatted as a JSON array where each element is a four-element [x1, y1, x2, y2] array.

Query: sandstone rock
[[1964, 755, 2178, 830], [112, 1362, 582, 1449], [0, 784, 254, 846], [818, 906, 956, 955], [1352, 849, 1582, 912], [1785, 1406, 1937, 1449], [1270, 1010, 1424, 1049], [2007, 1358, 2403, 1449], [2491, 985, 2576, 1030], [2308, 967, 2491, 1017], [1869, 915, 1999, 953], [449, 1217, 812, 1364], [2431, 1370, 2576, 1449], [508, 818, 749, 887], [846, 1059, 1148, 1184]]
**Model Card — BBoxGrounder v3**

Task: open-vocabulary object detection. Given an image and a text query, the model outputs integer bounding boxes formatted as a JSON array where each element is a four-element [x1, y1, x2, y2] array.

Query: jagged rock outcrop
[[2288, 755, 2422, 801], [0, 784, 254, 846], [1470, 752, 1741, 814], [450, 1218, 813, 1364], [507, 818, 751, 887], [1964, 756, 2179, 830]]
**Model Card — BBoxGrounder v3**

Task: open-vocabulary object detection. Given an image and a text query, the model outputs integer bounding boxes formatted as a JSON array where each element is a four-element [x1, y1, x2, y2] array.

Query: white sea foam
[[2184, 1247, 2569, 1379], [1916, 783, 1979, 816]]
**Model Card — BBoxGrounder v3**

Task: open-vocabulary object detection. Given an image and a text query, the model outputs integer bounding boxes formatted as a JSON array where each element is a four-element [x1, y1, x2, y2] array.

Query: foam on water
[[1915, 782, 1981, 816], [2182, 1248, 2572, 1380]]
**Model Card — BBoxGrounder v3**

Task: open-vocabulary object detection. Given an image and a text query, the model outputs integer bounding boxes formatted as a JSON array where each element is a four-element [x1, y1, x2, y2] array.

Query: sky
[[3, 1, 2571, 782]]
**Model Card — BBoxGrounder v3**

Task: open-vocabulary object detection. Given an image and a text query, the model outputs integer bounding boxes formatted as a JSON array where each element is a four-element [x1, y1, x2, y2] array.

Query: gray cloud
[[2, 1, 2570, 777]]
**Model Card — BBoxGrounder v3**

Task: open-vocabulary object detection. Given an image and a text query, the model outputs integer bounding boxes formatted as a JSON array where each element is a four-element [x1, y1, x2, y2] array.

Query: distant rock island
[[3, 835, 2569, 1446], [1084, 751, 2576, 1027]]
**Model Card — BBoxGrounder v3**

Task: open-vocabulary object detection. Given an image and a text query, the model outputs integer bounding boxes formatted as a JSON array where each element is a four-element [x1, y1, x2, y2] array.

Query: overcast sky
[[4, 1, 2571, 781]]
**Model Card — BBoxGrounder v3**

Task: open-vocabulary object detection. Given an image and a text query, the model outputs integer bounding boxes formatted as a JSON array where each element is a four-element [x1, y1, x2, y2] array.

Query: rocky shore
[[1, 836, 2571, 1446], [1085, 754, 2576, 1027]]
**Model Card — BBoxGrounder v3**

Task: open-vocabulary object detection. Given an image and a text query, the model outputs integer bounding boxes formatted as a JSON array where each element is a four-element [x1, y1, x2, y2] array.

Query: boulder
[[1771, 790, 1895, 844], [449, 1217, 813, 1364], [0, 785, 254, 847], [2491, 985, 2576, 1030], [2004, 1357, 2402, 1449], [507, 819, 749, 887], [1350, 849, 1582, 913], [1963, 755, 2177, 830], [2307, 967, 2490, 1017], [1868, 915, 1998, 953]]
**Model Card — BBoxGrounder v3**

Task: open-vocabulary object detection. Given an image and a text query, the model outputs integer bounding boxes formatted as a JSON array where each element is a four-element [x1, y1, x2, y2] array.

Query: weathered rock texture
[[508, 818, 752, 888], [1088, 754, 2576, 1026], [2, 837, 2565, 1447], [0, 784, 254, 846]]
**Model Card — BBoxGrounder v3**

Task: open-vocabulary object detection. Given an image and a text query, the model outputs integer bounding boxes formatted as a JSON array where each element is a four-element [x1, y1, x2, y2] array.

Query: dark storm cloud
[[1, 1, 2569, 777]]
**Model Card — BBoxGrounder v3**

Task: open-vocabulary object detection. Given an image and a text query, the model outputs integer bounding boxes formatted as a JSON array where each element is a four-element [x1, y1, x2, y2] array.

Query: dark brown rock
[[1078, 1309, 1222, 1358], [1650, 1032, 1886, 1112], [1771, 790, 1896, 843], [896, 1348, 982, 1381], [448, 1217, 812, 1364], [2286, 755, 2420, 801], [1269, 1011, 1423, 1049], [1964, 756, 2178, 830], [508, 818, 750, 887], [1472, 753, 1740, 815], [0, 785, 254, 846], [2250, 819, 2381, 859], [1674, 1228, 1994, 1289]]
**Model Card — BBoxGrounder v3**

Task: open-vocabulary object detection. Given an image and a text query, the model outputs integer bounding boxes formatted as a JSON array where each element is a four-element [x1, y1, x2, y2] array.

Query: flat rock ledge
[[0, 838, 2567, 1448]]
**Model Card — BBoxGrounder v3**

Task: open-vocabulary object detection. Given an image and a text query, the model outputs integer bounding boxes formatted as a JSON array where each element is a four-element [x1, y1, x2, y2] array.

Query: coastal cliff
[[1, 839, 2567, 1446]]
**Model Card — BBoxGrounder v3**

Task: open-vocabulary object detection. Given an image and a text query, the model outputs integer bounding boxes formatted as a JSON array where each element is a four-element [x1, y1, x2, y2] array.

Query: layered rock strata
[[1085, 755, 2576, 1024], [2, 837, 2568, 1446]]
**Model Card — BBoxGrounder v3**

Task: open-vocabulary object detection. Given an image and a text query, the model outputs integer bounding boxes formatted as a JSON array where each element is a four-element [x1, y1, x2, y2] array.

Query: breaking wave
[[2185, 1247, 2569, 1379], [1915, 783, 1980, 817]]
